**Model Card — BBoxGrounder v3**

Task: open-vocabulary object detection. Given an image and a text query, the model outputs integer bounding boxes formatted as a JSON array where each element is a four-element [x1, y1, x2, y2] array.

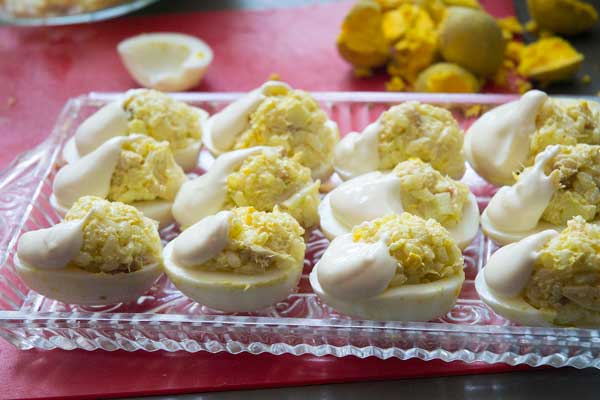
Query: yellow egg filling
[[529, 99, 600, 160], [393, 158, 469, 227], [225, 149, 320, 228], [124, 89, 203, 151], [108, 136, 186, 203], [232, 89, 337, 178], [518, 144, 600, 226], [64, 196, 162, 274], [377, 101, 465, 178], [525, 216, 600, 326], [195, 207, 305, 275], [352, 213, 463, 287]]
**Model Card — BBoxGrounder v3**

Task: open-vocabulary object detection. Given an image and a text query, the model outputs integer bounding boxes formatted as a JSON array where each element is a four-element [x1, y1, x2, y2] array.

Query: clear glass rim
[[0, 0, 159, 26]]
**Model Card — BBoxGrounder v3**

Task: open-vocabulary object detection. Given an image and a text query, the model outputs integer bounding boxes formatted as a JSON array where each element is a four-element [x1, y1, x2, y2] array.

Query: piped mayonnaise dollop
[[54, 136, 130, 210], [333, 122, 381, 181], [203, 81, 292, 155], [327, 171, 403, 229], [171, 211, 231, 268], [316, 235, 396, 301], [17, 218, 87, 270], [464, 90, 548, 186], [475, 230, 559, 326], [172, 146, 270, 228], [319, 170, 479, 249], [481, 145, 559, 245]]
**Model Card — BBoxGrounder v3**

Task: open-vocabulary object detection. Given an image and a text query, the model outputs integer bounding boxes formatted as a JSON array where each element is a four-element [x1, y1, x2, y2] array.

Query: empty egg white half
[[118, 33, 213, 92]]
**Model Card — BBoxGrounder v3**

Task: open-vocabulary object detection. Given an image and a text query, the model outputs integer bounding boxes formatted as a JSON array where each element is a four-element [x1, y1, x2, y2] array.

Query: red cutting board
[[0, 2, 528, 399]]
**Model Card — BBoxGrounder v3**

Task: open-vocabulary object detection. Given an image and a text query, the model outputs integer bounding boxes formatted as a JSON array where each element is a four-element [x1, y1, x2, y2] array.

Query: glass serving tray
[[1, 91, 599, 369]]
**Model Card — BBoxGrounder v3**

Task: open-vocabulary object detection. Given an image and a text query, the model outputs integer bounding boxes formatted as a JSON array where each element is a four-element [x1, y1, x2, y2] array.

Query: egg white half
[[474, 270, 555, 327], [14, 254, 162, 306], [310, 267, 464, 321], [163, 241, 302, 312]]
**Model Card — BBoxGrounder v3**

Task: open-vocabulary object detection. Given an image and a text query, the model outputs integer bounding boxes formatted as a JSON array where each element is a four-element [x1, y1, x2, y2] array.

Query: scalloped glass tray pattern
[[1, 91, 599, 369]]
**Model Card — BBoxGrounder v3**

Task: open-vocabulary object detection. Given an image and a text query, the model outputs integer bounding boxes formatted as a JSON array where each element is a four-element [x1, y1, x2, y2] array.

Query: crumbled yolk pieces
[[336, 0, 389, 71], [195, 207, 306, 276], [393, 158, 470, 227], [526, 216, 600, 326], [529, 98, 600, 161], [64, 196, 162, 274], [108, 136, 186, 204], [383, 4, 437, 84], [415, 62, 480, 93], [377, 101, 466, 179], [233, 89, 337, 179], [225, 149, 320, 228], [124, 89, 203, 151], [527, 0, 598, 36], [518, 37, 584, 82], [352, 212, 463, 287], [534, 144, 600, 226]]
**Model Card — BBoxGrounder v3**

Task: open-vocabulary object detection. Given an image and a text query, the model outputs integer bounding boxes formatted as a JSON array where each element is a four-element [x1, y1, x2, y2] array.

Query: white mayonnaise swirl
[[74, 99, 130, 157], [485, 145, 558, 232], [328, 171, 403, 228], [333, 121, 381, 180], [315, 234, 397, 301], [171, 211, 231, 269], [484, 230, 558, 298], [466, 90, 548, 185], [205, 81, 291, 153], [17, 214, 91, 270], [53, 136, 133, 209], [172, 146, 272, 228]]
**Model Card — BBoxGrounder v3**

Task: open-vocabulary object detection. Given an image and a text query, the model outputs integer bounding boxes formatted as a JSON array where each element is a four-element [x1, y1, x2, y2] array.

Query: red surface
[[0, 1, 514, 171], [0, 343, 533, 400], [0, 2, 527, 399]]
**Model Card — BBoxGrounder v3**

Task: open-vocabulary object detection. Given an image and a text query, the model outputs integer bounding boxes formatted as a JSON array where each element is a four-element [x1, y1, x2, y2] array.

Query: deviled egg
[[320, 158, 479, 249], [172, 146, 320, 229], [52, 135, 186, 228], [118, 33, 213, 92], [163, 207, 305, 312], [15, 196, 163, 305], [334, 101, 466, 181], [465, 90, 600, 186], [476, 216, 600, 327], [203, 80, 339, 181], [310, 212, 465, 321], [481, 144, 600, 245], [63, 89, 208, 171]]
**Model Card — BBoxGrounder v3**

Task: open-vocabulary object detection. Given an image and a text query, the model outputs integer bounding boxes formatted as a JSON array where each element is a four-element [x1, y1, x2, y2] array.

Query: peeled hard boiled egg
[[319, 161, 480, 249], [15, 197, 163, 305], [475, 230, 559, 327], [118, 33, 213, 92], [311, 213, 465, 321], [164, 208, 305, 312], [62, 89, 208, 172], [52, 135, 186, 228]]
